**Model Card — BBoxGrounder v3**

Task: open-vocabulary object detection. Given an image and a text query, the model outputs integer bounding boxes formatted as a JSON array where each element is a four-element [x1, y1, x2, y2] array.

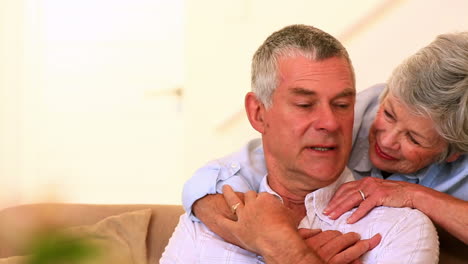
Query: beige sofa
[[0, 204, 184, 263], [0, 203, 466, 263]]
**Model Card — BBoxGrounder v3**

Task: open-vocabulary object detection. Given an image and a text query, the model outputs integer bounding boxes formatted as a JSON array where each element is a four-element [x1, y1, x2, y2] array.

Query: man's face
[[261, 55, 355, 189]]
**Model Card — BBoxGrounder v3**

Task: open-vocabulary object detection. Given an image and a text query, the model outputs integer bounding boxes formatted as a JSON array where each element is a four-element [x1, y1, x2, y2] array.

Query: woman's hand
[[323, 177, 417, 223]]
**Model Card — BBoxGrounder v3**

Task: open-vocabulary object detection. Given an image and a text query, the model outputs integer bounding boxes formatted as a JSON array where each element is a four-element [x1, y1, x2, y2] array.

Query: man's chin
[[306, 170, 342, 186]]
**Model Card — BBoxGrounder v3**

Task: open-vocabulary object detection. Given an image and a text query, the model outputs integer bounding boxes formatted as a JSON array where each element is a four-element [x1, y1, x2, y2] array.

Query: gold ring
[[358, 190, 366, 201], [231, 202, 241, 214]]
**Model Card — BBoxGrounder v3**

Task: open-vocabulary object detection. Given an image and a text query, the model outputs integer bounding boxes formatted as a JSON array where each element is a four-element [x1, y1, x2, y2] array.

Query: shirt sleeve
[[373, 209, 439, 264], [182, 138, 267, 221], [159, 214, 198, 263]]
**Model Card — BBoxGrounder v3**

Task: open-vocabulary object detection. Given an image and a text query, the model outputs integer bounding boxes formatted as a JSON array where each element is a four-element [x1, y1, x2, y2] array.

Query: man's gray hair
[[385, 32, 468, 160], [251, 24, 355, 108]]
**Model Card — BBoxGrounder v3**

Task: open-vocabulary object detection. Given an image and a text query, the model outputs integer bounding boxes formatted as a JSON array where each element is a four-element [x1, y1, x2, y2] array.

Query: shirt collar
[[258, 175, 284, 203], [258, 168, 355, 225], [305, 168, 355, 224], [370, 163, 439, 185]]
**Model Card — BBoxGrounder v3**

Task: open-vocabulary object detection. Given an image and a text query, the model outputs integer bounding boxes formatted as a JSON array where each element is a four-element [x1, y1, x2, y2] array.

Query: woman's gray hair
[[251, 24, 355, 108], [385, 32, 468, 160]]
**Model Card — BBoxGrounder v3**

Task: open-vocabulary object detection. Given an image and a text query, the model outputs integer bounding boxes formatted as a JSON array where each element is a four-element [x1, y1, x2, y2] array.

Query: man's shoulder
[[370, 206, 432, 223], [341, 206, 435, 239], [363, 206, 436, 239], [355, 207, 439, 263]]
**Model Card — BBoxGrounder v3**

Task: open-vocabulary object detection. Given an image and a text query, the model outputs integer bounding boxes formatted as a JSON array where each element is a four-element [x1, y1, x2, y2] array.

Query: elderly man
[[161, 25, 438, 264]]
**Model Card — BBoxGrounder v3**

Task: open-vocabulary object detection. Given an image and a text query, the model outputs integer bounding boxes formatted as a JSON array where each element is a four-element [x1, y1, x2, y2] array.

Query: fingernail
[[328, 212, 337, 219], [322, 209, 329, 215]]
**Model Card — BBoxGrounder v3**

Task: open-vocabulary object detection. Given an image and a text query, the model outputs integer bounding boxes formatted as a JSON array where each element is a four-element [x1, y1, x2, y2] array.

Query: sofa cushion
[[0, 209, 151, 264]]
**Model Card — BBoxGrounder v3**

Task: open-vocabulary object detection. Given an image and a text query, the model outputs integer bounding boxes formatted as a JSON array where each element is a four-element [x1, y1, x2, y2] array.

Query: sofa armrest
[[437, 224, 468, 264]]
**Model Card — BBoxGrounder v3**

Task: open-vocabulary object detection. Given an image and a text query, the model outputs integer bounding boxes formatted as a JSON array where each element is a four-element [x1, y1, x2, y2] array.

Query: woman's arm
[[192, 193, 243, 245], [412, 186, 468, 244], [324, 177, 468, 244], [182, 138, 266, 219]]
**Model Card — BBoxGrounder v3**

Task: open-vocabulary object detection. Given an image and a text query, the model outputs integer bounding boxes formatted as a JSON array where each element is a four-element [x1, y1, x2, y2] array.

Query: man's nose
[[314, 105, 339, 132]]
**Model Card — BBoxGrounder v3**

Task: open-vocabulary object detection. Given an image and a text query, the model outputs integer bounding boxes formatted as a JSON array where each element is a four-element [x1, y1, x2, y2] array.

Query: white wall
[[1, 0, 187, 206], [0, 0, 25, 207], [1, 0, 468, 208]]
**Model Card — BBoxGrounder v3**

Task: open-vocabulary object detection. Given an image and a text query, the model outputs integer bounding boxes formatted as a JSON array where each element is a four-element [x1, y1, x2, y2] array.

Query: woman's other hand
[[323, 177, 417, 224]]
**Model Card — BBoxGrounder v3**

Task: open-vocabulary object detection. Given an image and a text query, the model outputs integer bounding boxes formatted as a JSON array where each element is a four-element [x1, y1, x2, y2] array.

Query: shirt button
[[231, 163, 237, 168]]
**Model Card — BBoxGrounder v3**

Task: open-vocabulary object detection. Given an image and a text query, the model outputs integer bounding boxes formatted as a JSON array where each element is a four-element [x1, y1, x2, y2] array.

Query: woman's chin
[[369, 150, 397, 173]]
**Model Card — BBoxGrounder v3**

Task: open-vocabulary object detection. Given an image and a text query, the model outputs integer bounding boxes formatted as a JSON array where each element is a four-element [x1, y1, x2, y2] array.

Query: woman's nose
[[379, 129, 400, 150]]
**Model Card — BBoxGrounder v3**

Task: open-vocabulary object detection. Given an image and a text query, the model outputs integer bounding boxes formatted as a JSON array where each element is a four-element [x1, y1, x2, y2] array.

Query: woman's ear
[[445, 152, 462, 163], [245, 92, 266, 134]]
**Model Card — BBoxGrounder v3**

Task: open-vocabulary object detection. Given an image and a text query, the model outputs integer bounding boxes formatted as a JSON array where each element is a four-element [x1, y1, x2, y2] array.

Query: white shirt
[[161, 169, 439, 264]]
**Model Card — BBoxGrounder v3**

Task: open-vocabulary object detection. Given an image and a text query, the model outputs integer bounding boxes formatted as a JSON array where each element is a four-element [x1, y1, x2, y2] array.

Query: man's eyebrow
[[334, 88, 356, 99], [289, 87, 356, 98], [290, 87, 316, 95]]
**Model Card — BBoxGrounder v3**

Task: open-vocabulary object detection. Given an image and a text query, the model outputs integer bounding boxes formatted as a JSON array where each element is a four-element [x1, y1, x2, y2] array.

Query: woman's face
[[368, 93, 449, 174]]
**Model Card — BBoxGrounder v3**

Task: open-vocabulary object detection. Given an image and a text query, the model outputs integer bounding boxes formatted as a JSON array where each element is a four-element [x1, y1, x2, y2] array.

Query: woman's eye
[[297, 103, 311, 108], [383, 110, 394, 119], [407, 134, 421, 145]]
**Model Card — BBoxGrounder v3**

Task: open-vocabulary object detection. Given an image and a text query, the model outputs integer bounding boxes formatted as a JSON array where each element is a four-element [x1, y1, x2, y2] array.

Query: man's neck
[[267, 175, 312, 224]]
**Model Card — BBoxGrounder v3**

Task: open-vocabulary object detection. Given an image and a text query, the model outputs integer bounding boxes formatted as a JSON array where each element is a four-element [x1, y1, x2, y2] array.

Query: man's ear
[[445, 152, 462, 163], [245, 92, 266, 134]]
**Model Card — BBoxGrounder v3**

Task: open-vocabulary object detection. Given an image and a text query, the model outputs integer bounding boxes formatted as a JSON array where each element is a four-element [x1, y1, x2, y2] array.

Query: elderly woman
[[323, 33, 468, 244], [181, 32, 468, 247]]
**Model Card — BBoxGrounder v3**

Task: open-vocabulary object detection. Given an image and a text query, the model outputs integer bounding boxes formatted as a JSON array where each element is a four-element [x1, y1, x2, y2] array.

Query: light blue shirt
[[182, 84, 468, 218]]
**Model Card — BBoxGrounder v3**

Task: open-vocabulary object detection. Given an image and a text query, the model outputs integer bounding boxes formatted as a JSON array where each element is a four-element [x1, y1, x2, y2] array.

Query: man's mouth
[[308, 146, 336, 152]]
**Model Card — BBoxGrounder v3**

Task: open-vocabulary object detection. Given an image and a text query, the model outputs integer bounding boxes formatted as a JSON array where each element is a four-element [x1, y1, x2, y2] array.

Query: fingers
[[325, 190, 367, 220], [193, 193, 235, 221], [346, 199, 377, 224], [318, 232, 361, 261], [328, 233, 381, 264], [326, 181, 359, 209], [324, 182, 361, 217], [304, 230, 344, 250], [325, 178, 384, 220], [222, 185, 244, 213], [234, 192, 245, 203], [298, 228, 322, 239], [367, 233, 382, 250], [304, 230, 382, 264], [244, 190, 258, 204]]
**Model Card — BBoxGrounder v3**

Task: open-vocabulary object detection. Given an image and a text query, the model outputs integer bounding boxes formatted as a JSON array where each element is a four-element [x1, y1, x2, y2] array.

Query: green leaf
[[26, 231, 101, 264]]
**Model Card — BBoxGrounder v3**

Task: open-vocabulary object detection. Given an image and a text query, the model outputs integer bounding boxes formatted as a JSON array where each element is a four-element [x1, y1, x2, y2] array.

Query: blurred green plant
[[25, 231, 102, 264]]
